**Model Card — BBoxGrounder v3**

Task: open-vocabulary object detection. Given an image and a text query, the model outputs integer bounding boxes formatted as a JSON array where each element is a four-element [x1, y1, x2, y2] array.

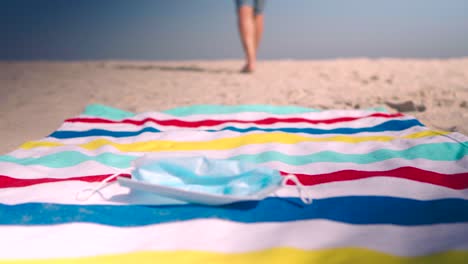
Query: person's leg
[[254, 13, 264, 51], [254, 0, 265, 51], [236, 1, 256, 72]]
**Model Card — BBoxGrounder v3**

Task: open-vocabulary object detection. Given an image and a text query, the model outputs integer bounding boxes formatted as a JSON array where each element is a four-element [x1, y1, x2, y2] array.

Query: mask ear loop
[[75, 172, 123, 201], [282, 174, 313, 204]]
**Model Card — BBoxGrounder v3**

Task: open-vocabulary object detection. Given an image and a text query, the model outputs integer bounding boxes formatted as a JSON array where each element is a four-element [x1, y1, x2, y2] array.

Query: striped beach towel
[[1, 104, 467, 263]]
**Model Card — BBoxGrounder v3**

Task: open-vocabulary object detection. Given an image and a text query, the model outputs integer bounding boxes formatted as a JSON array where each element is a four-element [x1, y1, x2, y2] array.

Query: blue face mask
[[77, 156, 312, 206]]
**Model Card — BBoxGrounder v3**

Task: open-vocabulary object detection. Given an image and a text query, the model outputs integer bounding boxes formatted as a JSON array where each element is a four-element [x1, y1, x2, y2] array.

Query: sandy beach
[[1, 58, 467, 154]]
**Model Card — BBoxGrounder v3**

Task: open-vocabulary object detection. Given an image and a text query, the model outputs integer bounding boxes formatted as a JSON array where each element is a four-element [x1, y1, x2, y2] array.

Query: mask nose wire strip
[[75, 172, 122, 201], [283, 174, 313, 204]]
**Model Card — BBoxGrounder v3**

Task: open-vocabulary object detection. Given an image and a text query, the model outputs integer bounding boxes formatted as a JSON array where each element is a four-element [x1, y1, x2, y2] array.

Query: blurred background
[[1, 0, 468, 154], [2, 0, 468, 61]]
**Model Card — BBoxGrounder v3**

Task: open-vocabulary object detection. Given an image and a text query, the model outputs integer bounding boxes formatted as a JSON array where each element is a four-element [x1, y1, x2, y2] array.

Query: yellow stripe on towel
[[19, 130, 449, 152], [2, 248, 466, 264]]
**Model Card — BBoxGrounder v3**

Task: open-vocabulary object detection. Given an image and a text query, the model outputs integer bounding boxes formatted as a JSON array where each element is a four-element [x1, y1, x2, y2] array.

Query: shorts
[[235, 0, 266, 14]]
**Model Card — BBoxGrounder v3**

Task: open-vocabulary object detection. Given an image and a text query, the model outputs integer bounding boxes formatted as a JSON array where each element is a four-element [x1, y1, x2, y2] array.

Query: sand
[[1, 58, 467, 154]]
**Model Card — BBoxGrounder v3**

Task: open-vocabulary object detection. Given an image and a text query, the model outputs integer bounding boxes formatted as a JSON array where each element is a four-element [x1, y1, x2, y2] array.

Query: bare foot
[[240, 63, 255, 74]]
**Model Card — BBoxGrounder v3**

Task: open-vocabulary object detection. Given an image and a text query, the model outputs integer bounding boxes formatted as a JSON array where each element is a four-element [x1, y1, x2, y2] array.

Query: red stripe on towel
[[65, 113, 404, 127], [281, 167, 468, 190], [1, 166, 466, 190], [0, 174, 131, 188]]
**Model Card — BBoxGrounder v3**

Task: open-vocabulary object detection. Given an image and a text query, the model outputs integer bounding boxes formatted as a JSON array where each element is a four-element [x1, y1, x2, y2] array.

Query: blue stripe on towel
[[2, 196, 467, 227], [49, 119, 422, 139]]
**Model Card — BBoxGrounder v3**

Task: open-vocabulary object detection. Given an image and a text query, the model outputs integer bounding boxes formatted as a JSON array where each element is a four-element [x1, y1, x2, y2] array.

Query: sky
[[1, 0, 468, 60]]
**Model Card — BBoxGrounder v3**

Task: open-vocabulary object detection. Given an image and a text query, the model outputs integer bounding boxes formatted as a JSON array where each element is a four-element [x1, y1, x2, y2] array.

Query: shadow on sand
[[112, 64, 237, 74]]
